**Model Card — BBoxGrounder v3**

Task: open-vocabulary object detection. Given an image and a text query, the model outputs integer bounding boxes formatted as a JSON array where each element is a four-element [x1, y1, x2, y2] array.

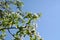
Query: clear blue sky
[[4, 0, 60, 40], [22, 0, 60, 40]]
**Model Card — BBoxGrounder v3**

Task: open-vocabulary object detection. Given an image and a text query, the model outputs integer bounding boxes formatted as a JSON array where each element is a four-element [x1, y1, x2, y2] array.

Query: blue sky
[[22, 0, 60, 40]]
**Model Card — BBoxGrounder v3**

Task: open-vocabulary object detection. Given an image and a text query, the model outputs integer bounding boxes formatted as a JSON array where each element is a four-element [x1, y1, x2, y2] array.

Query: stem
[[0, 27, 18, 31], [20, 36, 23, 40], [8, 29, 15, 38]]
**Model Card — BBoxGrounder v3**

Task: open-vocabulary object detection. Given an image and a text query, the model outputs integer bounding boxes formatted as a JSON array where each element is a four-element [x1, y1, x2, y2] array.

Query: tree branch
[[7, 29, 15, 38], [0, 27, 18, 31]]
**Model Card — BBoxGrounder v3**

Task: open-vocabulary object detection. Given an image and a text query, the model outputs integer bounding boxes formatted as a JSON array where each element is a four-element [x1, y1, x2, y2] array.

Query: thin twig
[[0, 27, 18, 31], [8, 29, 15, 38]]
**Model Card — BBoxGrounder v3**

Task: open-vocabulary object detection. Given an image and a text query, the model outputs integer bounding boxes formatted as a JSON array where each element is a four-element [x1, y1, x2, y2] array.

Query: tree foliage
[[0, 0, 43, 40]]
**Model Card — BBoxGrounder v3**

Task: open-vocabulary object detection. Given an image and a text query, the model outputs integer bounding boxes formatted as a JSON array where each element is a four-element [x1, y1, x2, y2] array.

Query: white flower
[[37, 32, 41, 38], [35, 23, 38, 28], [34, 13, 38, 18], [20, 15, 23, 19], [12, 12, 15, 14], [17, 13, 20, 16], [9, 13, 11, 16], [33, 23, 38, 28], [33, 28, 35, 30]]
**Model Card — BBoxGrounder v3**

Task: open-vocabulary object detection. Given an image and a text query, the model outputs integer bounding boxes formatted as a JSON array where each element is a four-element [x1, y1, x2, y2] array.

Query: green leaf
[[1, 29, 5, 33], [40, 38, 43, 40], [26, 30, 30, 35], [15, 1, 24, 7], [0, 10, 3, 18], [14, 37, 20, 40], [0, 0, 42, 40], [24, 12, 32, 18], [33, 14, 38, 19]]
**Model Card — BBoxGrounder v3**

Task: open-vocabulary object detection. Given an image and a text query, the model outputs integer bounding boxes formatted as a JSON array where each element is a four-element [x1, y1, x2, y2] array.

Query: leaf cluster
[[0, 0, 43, 40]]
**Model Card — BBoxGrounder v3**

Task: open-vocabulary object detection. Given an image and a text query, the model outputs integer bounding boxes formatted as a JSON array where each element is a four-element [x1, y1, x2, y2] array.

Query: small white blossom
[[34, 13, 38, 18], [36, 23, 38, 28], [17, 13, 20, 16], [9, 13, 11, 16], [12, 12, 15, 14], [33, 28, 35, 30], [37, 32, 41, 38]]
